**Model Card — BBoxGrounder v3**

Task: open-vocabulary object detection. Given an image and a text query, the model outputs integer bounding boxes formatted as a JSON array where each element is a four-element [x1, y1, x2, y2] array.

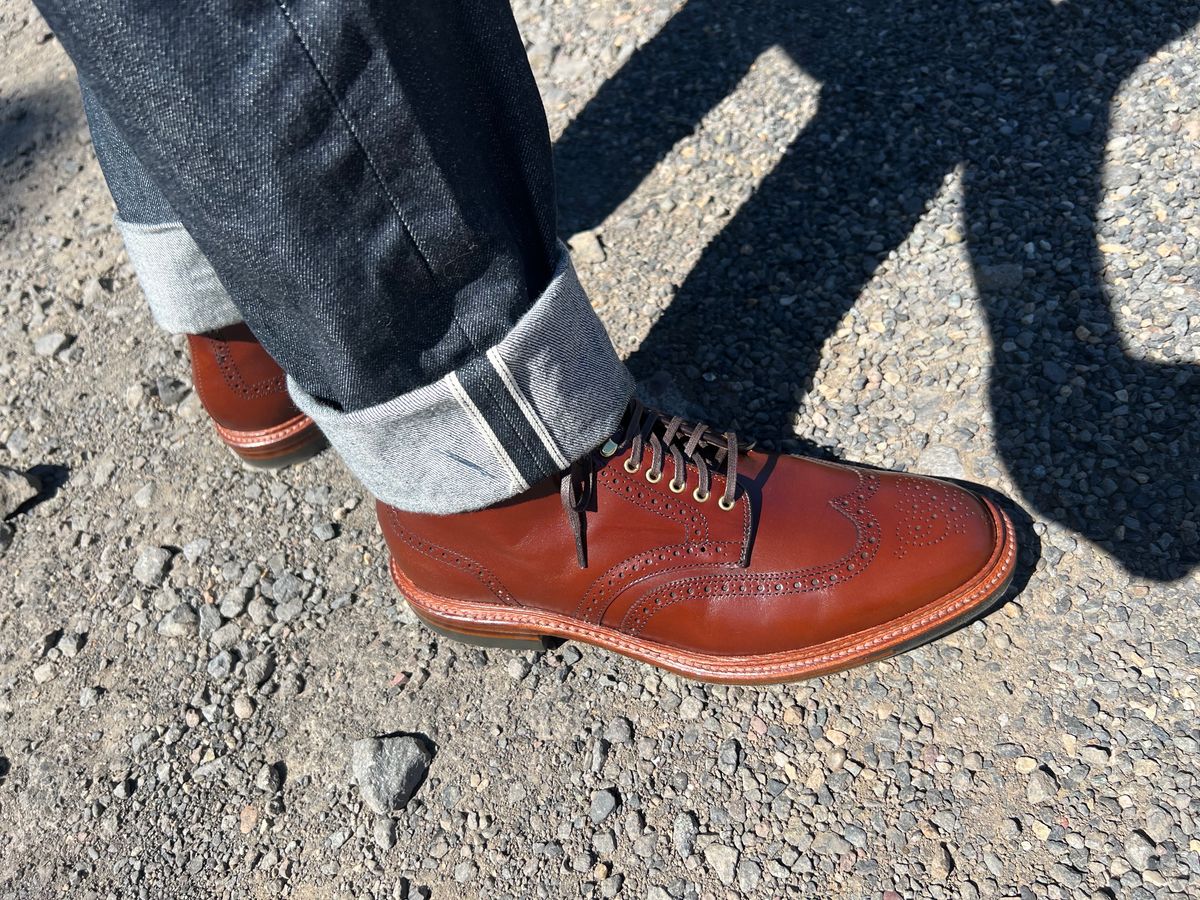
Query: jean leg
[[80, 80, 242, 334], [40, 1, 633, 511]]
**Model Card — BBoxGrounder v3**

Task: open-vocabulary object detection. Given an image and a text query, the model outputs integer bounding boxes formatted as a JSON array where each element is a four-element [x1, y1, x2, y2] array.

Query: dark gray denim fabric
[[49, 0, 633, 510]]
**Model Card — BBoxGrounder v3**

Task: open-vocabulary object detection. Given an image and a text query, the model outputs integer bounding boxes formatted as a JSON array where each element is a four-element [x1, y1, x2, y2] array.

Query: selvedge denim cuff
[[289, 247, 635, 514], [117, 217, 244, 334]]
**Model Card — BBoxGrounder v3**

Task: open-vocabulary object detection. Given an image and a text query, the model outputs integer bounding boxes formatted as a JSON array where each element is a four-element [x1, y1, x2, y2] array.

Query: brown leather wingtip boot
[[378, 401, 1017, 684], [187, 324, 325, 467]]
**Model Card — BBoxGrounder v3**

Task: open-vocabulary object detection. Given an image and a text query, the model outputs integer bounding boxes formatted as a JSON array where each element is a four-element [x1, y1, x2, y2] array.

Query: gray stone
[[916, 445, 966, 479], [568, 229, 606, 264], [1124, 831, 1155, 870], [244, 652, 275, 688], [157, 603, 199, 638], [133, 546, 171, 587], [930, 842, 954, 881], [33, 331, 69, 357], [210, 621, 240, 650], [350, 736, 430, 814], [604, 716, 634, 744], [197, 604, 222, 639], [590, 788, 619, 824], [0, 466, 39, 516], [811, 831, 853, 855], [736, 859, 761, 892], [1026, 768, 1058, 804], [207, 650, 234, 681], [673, 811, 698, 858], [372, 817, 396, 851], [703, 843, 738, 886], [975, 263, 1024, 291]]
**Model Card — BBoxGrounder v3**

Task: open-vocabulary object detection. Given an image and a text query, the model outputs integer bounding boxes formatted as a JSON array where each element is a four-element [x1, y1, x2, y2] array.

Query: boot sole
[[389, 496, 1018, 685], [213, 413, 326, 469]]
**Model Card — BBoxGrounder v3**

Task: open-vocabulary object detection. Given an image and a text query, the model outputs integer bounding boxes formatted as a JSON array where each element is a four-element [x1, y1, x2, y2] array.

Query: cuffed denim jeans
[[39, 0, 634, 512]]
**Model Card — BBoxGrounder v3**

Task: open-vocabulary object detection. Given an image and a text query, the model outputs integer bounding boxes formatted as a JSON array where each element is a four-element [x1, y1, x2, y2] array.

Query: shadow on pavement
[[556, 0, 1200, 582]]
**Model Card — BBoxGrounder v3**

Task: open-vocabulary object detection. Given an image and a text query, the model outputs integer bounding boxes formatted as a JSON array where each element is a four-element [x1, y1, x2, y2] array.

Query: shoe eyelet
[[645, 469, 662, 484], [623, 457, 640, 474], [693, 487, 710, 503], [669, 479, 687, 494], [718, 496, 736, 511], [600, 438, 620, 458]]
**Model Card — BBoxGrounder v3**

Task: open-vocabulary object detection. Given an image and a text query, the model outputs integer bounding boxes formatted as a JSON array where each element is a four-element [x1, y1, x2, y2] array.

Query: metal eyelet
[[718, 496, 736, 511], [645, 469, 662, 484], [669, 479, 687, 494], [623, 457, 640, 474], [693, 487, 710, 503], [599, 438, 620, 458]]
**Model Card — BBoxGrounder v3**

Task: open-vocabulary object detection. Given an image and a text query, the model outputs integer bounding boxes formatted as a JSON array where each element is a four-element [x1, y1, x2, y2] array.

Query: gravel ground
[[2, 1, 1198, 898]]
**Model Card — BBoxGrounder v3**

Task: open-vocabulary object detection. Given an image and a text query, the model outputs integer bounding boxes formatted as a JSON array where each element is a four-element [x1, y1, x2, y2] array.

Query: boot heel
[[410, 607, 550, 651]]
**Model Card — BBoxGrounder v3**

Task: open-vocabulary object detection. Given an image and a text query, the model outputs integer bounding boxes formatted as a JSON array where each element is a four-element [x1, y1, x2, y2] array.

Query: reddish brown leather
[[378, 440, 1009, 660], [187, 324, 302, 433]]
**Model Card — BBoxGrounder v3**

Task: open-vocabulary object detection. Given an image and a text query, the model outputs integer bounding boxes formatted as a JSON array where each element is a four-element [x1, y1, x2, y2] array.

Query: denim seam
[[445, 371, 527, 491], [486, 345, 569, 470], [273, 1, 443, 295], [475, 358, 547, 478]]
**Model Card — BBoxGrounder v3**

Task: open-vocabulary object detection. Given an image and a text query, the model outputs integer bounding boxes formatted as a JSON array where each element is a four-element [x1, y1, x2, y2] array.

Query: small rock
[[703, 843, 739, 885], [350, 736, 430, 814], [0, 466, 40, 516], [197, 604, 223, 639], [736, 859, 761, 892], [207, 650, 234, 681], [233, 695, 255, 720], [155, 376, 190, 406], [56, 632, 84, 658], [568, 229, 606, 264], [210, 621, 240, 650], [505, 657, 530, 679], [255, 763, 283, 794], [133, 483, 155, 509], [244, 652, 275, 688], [181, 539, 210, 563], [604, 717, 634, 745], [133, 546, 171, 586], [916, 445, 966, 480], [373, 817, 396, 851], [1026, 768, 1058, 804], [1014, 756, 1039, 775], [1144, 806, 1173, 843], [931, 842, 954, 881], [239, 804, 258, 834], [247, 596, 275, 627], [157, 603, 199, 638], [672, 811, 699, 857], [590, 788, 619, 824], [79, 686, 100, 708], [811, 830, 853, 855], [219, 588, 248, 618], [32, 661, 55, 684], [976, 263, 1024, 291], [1124, 831, 1155, 870], [33, 332, 69, 357], [273, 597, 303, 624]]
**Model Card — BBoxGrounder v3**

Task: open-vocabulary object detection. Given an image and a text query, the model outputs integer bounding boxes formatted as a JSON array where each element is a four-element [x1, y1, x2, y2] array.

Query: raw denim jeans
[[38, 0, 634, 512]]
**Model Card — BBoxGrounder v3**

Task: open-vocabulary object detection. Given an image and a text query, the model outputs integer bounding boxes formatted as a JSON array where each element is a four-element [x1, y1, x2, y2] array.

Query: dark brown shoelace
[[561, 400, 740, 568]]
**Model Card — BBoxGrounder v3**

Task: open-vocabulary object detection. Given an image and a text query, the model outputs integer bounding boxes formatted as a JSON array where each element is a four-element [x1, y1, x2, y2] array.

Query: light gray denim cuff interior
[[289, 247, 635, 513], [117, 218, 244, 334]]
